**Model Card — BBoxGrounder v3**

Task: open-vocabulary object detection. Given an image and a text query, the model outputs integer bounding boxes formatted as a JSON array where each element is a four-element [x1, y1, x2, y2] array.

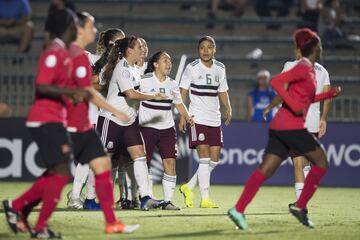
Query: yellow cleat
[[179, 184, 194, 208], [200, 198, 219, 208]]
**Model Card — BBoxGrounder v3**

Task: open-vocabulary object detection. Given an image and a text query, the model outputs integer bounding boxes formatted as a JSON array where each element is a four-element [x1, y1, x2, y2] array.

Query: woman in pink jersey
[[228, 28, 341, 230]]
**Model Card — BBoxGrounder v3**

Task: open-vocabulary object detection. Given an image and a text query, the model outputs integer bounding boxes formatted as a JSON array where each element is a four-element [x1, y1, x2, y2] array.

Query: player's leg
[[83, 168, 101, 210], [67, 163, 89, 209], [292, 155, 309, 200], [116, 155, 128, 208]]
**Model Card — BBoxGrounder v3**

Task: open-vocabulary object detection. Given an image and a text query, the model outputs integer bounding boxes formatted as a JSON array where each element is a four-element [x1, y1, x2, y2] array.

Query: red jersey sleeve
[[270, 63, 309, 113], [36, 51, 60, 85], [312, 87, 337, 103], [72, 54, 92, 88]]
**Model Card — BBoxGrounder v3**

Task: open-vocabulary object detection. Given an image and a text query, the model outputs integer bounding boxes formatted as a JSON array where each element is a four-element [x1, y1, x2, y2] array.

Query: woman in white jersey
[[263, 41, 331, 210], [139, 51, 194, 210], [67, 28, 126, 210], [179, 36, 232, 208], [97, 36, 167, 210]]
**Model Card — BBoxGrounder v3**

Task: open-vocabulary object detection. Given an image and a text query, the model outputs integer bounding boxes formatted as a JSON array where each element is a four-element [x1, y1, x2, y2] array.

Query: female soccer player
[[263, 33, 332, 207], [2, 9, 88, 238], [179, 36, 232, 208], [64, 12, 139, 234], [97, 37, 167, 210], [68, 27, 126, 210], [139, 51, 194, 210], [228, 28, 340, 230]]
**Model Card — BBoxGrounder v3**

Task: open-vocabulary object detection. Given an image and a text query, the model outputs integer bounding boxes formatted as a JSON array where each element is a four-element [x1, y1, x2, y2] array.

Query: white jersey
[[86, 52, 100, 125], [99, 58, 140, 126], [136, 62, 148, 76], [282, 60, 330, 132], [179, 58, 228, 127], [139, 72, 182, 129]]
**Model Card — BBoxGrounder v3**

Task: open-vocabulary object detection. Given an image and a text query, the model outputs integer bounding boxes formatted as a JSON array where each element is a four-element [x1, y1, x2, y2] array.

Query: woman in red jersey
[[227, 28, 341, 230], [2, 9, 89, 239]]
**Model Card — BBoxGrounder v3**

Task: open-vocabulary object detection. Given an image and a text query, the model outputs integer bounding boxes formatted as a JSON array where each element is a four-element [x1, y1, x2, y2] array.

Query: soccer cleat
[[66, 191, 85, 203], [227, 207, 248, 230], [179, 184, 194, 208], [83, 198, 101, 210], [288, 202, 308, 214], [200, 198, 219, 208], [161, 201, 181, 210], [67, 198, 84, 209], [289, 204, 315, 228], [30, 228, 62, 239], [105, 220, 140, 234], [140, 196, 160, 211], [2, 200, 20, 234]]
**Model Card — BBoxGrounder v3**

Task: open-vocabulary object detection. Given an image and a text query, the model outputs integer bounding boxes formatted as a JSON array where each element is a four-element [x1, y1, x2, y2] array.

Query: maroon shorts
[[288, 132, 319, 158], [187, 123, 223, 149], [140, 126, 177, 162], [96, 116, 143, 156]]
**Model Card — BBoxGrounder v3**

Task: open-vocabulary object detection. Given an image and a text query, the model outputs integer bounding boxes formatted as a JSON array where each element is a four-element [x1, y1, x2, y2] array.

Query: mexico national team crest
[[198, 133, 205, 141], [107, 141, 114, 150]]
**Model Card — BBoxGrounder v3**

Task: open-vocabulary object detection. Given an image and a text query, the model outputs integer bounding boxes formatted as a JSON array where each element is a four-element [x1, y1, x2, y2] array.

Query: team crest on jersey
[[76, 66, 87, 78], [61, 144, 71, 154], [159, 88, 166, 93], [198, 133, 205, 141], [107, 141, 114, 149], [45, 55, 57, 68]]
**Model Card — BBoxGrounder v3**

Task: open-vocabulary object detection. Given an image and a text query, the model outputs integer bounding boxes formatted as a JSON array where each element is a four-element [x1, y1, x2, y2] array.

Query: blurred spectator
[[0, 0, 33, 53], [206, 0, 247, 29], [44, 0, 76, 47], [298, 0, 323, 31], [0, 103, 11, 117], [320, 0, 347, 48], [254, 0, 293, 30], [247, 70, 276, 122]]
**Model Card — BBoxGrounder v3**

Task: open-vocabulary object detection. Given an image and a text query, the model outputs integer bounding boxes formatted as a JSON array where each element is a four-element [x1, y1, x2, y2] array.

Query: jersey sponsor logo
[[76, 66, 87, 78], [45, 55, 57, 68], [198, 133, 205, 141]]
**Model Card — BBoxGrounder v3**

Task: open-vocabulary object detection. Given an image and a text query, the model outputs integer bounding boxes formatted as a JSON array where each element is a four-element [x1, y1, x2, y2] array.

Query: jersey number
[[206, 74, 212, 84]]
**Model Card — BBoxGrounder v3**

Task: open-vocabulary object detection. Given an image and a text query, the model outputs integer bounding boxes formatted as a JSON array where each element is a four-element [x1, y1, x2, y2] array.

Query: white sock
[[86, 169, 96, 199], [133, 157, 150, 198], [148, 168, 153, 198], [187, 169, 198, 190], [198, 158, 211, 200], [111, 167, 118, 186], [118, 166, 127, 199], [303, 165, 311, 178], [72, 163, 90, 199], [295, 182, 304, 200], [125, 163, 138, 201], [162, 174, 176, 202], [209, 160, 218, 173]]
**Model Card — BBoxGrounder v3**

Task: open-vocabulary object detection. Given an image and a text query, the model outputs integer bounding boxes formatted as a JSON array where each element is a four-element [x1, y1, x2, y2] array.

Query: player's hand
[[114, 111, 129, 122], [224, 108, 232, 126], [72, 89, 92, 103], [154, 93, 168, 101], [262, 107, 270, 121], [294, 108, 304, 116], [178, 116, 187, 133], [333, 86, 341, 97], [318, 119, 327, 138], [186, 115, 195, 127]]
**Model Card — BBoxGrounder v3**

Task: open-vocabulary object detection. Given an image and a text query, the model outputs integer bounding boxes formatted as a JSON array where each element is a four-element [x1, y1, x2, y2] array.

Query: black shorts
[[264, 129, 321, 160], [70, 129, 106, 165], [28, 123, 72, 169]]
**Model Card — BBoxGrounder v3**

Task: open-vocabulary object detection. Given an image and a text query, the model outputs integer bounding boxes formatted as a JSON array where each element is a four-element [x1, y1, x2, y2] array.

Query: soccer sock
[[12, 175, 47, 213], [72, 163, 90, 199], [95, 170, 116, 224], [86, 169, 96, 200], [198, 158, 211, 200], [125, 163, 138, 201], [21, 199, 41, 221], [162, 174, 176, 202], [111, 167, 118, 187], [303, 165, 311, 178], [148, 167, 153, 198], [235, 169, 266, 213], [34, 175, 69, 231], [118, 166, 127, 200], [187, 169, 198, 190], [133, 157, 150, 198], [295, 182, 304, 200], [296, 166, 327, 209], [209, 160, 218, 173]]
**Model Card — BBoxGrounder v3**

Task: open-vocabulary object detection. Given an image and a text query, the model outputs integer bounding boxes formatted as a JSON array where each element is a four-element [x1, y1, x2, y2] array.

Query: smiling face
[[154, 52, 172, 76], [127, 39, 143, 63], [139, 38, 148, 59], [199, 39, 216, 63]]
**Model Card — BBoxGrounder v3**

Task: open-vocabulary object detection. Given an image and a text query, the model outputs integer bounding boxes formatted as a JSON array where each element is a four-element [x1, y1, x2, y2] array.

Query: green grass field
[[1, 182, 359, 240]]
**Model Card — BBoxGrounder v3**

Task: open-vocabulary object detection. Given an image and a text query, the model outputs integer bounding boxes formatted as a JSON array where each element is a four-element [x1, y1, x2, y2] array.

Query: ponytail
[[95, 31, 105, 55]]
